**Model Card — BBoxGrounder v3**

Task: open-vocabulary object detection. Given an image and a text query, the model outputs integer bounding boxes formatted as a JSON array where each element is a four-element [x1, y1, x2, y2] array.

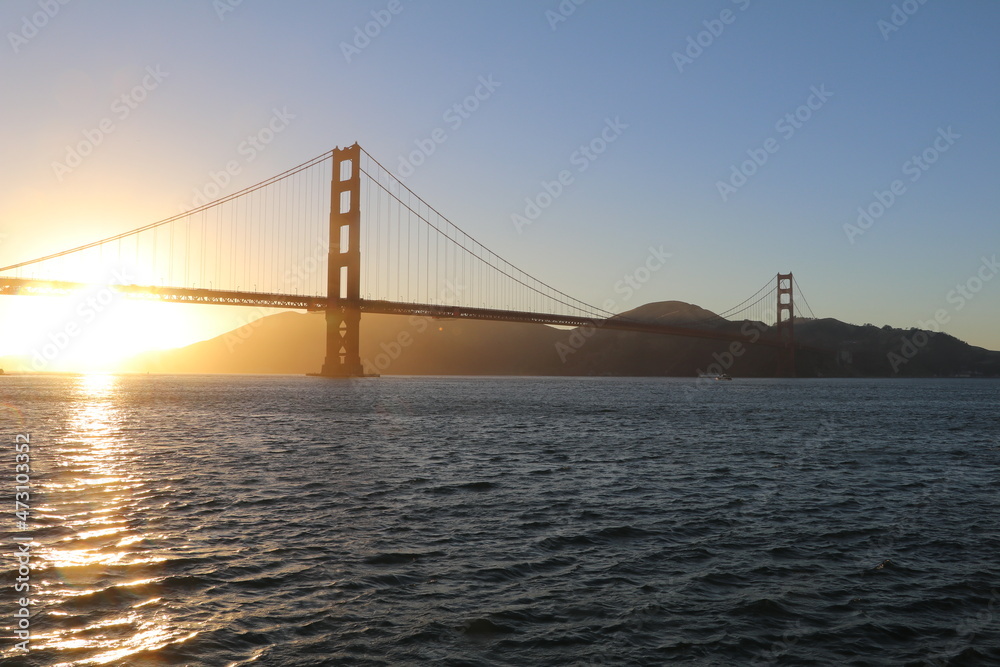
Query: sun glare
[[1, 294, 211, 372]]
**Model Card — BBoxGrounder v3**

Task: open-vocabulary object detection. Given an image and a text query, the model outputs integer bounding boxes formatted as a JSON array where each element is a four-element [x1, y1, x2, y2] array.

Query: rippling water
[[2, 375, 999, 665]]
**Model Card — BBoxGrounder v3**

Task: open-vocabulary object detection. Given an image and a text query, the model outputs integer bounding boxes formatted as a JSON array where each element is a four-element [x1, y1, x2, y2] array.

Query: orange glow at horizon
[[0, 295, 276, 372]]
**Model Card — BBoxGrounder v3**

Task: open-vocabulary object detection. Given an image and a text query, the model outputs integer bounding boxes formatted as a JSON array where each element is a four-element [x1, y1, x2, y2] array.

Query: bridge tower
[[775, 272, 795, 378], [319, 144, 366, 377]]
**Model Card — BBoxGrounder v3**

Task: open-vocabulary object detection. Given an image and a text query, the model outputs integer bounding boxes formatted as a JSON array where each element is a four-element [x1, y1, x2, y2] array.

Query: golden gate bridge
[[0, 144, 815, 376]]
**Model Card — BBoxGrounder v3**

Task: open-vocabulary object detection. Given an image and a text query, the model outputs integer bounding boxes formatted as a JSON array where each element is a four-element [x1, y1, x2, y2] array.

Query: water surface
[[2, 375, 999, 665]]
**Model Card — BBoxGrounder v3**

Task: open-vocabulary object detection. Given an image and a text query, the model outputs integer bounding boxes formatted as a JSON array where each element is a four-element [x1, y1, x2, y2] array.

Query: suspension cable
[[0, 151, 332, 273]]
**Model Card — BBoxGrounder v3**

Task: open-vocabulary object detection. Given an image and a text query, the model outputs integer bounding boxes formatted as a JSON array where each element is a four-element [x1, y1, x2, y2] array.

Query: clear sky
[[1, 0, 998, 369]]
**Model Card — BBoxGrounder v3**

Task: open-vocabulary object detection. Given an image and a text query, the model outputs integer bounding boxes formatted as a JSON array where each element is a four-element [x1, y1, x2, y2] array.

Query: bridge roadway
[[0, 277, 791, 349]]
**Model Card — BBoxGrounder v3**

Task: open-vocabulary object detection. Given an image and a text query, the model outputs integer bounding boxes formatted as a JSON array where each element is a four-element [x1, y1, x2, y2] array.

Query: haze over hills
[[93, 301, 1000, 378]]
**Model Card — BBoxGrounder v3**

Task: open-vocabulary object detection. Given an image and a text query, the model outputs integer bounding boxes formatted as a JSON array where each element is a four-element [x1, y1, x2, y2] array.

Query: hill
[[114, 301, 1000, 378]]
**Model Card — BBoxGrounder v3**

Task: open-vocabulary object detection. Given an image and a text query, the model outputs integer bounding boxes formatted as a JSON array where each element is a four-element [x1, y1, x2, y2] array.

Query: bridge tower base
[[775, 272, 795, 378], [318, 143, 369, 378]]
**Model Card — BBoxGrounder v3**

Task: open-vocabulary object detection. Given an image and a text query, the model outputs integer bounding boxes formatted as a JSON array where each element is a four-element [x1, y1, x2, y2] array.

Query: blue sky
[[1, 0, 998, 360]]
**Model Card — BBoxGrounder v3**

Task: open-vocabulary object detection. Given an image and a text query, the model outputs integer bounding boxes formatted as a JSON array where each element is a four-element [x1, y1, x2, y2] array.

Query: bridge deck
[[0, 277, 791, 349]]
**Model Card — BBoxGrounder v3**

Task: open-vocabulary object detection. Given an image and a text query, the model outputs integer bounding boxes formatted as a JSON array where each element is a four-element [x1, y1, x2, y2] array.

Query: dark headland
[[112, 301, 1000, 378]]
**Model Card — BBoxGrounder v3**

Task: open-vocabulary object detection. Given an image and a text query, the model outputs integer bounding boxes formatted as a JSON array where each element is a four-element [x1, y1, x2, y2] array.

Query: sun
[[0, 285, 282, 373], [0, 293, 210, 372]]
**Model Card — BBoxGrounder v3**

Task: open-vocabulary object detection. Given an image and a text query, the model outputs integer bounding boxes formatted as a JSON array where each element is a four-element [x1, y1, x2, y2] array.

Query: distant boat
[[698, 373, 732, 381]]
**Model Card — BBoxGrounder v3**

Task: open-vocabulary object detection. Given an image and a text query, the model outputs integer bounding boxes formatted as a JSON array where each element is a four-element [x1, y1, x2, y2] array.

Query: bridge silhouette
[[0, 144, 811, 376]]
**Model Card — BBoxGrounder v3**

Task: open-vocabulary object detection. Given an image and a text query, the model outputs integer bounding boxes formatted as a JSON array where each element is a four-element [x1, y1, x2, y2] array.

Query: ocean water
[[1, 374, 999, 666]]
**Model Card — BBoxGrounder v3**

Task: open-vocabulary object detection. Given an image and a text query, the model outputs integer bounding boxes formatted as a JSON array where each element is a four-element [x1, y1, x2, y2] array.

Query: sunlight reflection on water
[[2, 375, 997, 664], [30, 374, 199, 665]]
